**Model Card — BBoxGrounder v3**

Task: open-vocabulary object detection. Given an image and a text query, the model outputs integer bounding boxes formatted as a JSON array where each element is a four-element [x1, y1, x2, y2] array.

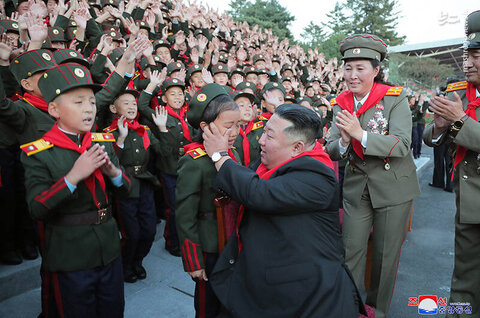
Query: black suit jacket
[[210, 157, 365, 318]]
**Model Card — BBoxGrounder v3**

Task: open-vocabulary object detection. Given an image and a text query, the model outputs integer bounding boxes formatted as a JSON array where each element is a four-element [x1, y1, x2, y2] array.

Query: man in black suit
[[202, 104, 364, 318]]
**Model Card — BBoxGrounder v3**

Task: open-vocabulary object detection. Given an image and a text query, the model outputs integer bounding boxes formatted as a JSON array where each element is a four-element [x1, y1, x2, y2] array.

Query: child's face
[[190, 72, 206, 88], [156, 47, 172, 63], [235, 97, 253, 123], [49, 87, 96, 134], [112, 93, 138, 121], [162, 86, 184, 109], [245, 73, 257, 84], [213, 73, 228, 86], [210, 109, 241, 147]]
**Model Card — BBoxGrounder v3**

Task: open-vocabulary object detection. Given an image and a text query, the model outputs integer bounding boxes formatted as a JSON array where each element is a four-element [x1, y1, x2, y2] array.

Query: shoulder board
[[132, 71, 141, 81], [252, 121, 264, 131], [386, 86, 403, 96], [143, 125, 150, 130], [257, 115, 269, 121], [330, 98, 337, 106], [103, 126, 117, 133], [20, 139, 53, 156], [446, 81, 467, 92], [187, 147, 207, 159], [91, 133, 115, 142]]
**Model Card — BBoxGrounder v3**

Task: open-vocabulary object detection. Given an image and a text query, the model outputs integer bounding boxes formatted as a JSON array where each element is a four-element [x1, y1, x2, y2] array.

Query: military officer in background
[[423, 11, 480, 317], [326, 34, 420, 318]]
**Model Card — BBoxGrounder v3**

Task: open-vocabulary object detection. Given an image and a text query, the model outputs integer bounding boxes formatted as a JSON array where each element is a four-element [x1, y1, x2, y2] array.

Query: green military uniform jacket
[[327, 86, 420, 209], [233, 120, 264, 166], [423, 81, 480, 223], [0, 71, 127, 145], [176, 146, 240, 272], [137, 91, 195, 176], [105, 125, 162, 198], [20, 133, 131, 272]]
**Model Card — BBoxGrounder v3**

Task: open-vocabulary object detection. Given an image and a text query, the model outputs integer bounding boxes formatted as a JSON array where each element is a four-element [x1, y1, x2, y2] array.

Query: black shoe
[[134, 264, 147, 280], [166, 246, 181, 257], [123, 269, 138, 283], [22, 244, 39, 260], [444, 187, 454, 193], [0, 250, 23, 265], [428, 183, 443, 189]]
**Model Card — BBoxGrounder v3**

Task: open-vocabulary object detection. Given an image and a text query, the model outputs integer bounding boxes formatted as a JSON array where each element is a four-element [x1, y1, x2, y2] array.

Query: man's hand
[[203, 122, 230, 157], [65, 144, 109, 186], [428, 93, 466, 122], [26, 13, 48, 50], [335, 110, 363, 142], [201, 68, 214, 84], [188, 269, 208, 281]]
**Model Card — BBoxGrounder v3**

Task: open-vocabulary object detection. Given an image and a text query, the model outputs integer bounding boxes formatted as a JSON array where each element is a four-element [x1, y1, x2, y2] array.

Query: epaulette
[[20, 139, 53, 156], [187, 147, 207, 159], [257, 115, 269, 121], [103, 126, 117, 133], [330, 98, 337, 106], [91, 133, 115, 142], [143, 125, 150, 130], [446, 81, 467, 92], [132, 71, 141, 81], [252, 121, 264, 130], [386, 86, 403, 96]]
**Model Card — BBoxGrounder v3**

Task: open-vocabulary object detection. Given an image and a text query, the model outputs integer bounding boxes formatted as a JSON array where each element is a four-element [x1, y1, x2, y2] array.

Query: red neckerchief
[[452, 83, 480, 180], [18, 93, 49, 112], [259, 112, 272, 120], [166, 105, 192, 142], [183, 142, 238, 163], [109, 117, 150, 150], [235, 141, 333, 253], [239, 121, 255, 166], [335, 82, 390, 159], [42, 123, 108, 209]]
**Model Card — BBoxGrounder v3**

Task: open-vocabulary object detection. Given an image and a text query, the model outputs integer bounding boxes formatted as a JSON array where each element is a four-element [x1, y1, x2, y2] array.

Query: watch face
[[212, 152, 220, 162]]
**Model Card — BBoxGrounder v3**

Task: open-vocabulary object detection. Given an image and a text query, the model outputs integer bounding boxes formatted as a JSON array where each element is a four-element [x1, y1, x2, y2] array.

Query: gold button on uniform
[[135, 149, 139, 153]]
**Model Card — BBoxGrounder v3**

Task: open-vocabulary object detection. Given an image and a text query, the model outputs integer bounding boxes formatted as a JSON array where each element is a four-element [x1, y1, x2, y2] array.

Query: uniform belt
[[198, 211, 216, 220], [125, 165, 147, 176], [49, 206, 112, 226]]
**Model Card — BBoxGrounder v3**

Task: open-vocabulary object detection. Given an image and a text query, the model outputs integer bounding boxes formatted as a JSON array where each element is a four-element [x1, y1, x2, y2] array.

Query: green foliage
[[322, 1, 350, 35], [388, 53, 455, 89], [318, 33, 348, 60], [344, 0, 406, 46], [300, 22, 326, 48], [228, 0, 295, 40]]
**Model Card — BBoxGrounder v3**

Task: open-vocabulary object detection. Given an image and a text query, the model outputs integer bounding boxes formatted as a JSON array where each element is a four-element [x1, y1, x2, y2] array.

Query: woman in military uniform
[[176, 83, 241, 318], [326, 34, 420, 318]]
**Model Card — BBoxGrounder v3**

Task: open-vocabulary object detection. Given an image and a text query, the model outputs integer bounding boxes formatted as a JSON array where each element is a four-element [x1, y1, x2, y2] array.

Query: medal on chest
[[367, 108, 388, 135]]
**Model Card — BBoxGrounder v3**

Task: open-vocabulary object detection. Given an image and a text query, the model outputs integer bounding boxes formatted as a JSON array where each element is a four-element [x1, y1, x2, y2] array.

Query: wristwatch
[[212, 151, 229, 163], [450, 114, 469, 137]]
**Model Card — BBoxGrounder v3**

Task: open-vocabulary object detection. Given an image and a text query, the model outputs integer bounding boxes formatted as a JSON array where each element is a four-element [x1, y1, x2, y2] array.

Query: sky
[[197, 0, 479, 46]]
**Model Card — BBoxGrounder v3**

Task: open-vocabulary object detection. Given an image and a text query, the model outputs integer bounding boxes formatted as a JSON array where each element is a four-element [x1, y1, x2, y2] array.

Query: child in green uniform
[[176, 83, 241, 318], [104, 89, 163, 283], [20, 63, 131, 318], [137, 72, 194, 256]]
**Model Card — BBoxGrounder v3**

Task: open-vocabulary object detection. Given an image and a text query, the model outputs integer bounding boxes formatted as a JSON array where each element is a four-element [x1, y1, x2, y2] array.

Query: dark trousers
[[0, 147, 37, 254], [43, 256, 124, 318], [117, 180, 156, 270], [432, 141, 453, 190], [412, 124, 425, 158], [194, 253, 219, 318], [158, 172, 179, 249]]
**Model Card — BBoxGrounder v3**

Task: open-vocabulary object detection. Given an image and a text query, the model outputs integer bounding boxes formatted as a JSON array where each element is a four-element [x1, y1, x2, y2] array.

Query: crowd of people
[[0, 0, 479, 317]]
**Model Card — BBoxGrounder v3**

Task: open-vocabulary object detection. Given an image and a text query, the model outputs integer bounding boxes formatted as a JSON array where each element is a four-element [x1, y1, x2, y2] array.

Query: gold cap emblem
[[42, 53, 52, 61], [53, 29, 59, 35], [468, 33, 476, 41], [69, 51, 78, 57], [352, 48, 361, 55], [74, 68, 85, 78], [197, 93, 207, 102]]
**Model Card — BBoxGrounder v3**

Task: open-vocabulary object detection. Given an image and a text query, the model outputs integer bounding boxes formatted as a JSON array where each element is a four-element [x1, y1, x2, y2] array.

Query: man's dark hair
[[192, 94, 238, 142], [274, 104, 321, 146]]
